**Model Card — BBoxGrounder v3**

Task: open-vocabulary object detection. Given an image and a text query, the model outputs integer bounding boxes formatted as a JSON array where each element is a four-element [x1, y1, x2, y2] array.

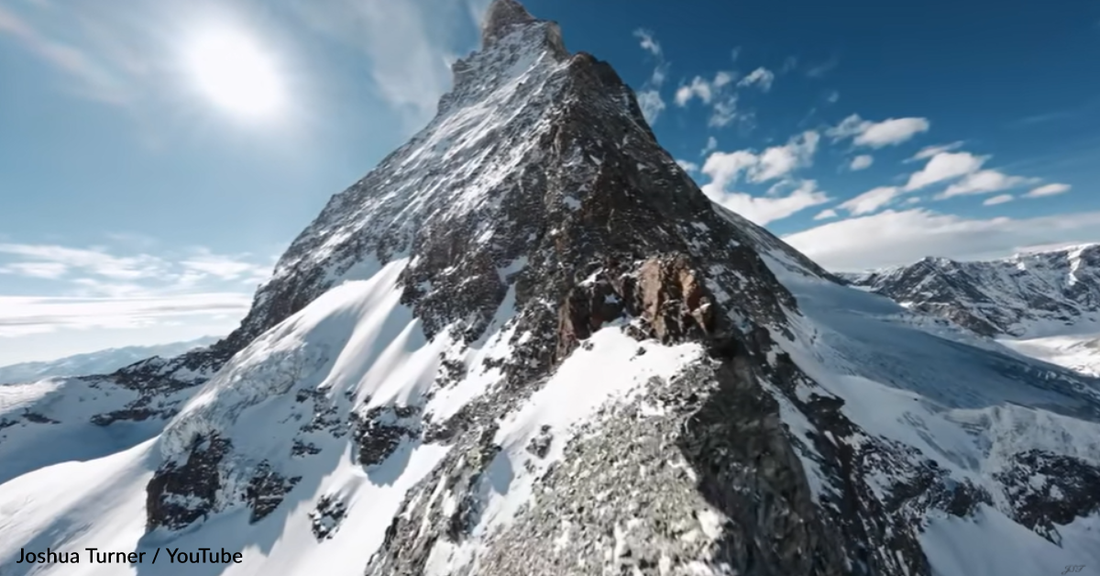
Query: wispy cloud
[[827, 114, 930, 148], [0, 241, 271, 339], [290, 0, 487, 129], [0, 242, 271, 290], [1025, 183, 1072, 198], [983, 194, 1014, 206], [785, 208, 1100, 271], [0, 3, 130, 104], [906, 141, 965, 163], [631, 28, 670, 125], [737, 67, 775, 92], [903, 151, 987, 191], [0, 293, 251, 337], [806, 55, 839, 78], [937, 169, 1033, 199], [633, 28, 662, 57], [0, 243, 167, 280], [848, 154, 873, 171], [838, 186, 901, 215]]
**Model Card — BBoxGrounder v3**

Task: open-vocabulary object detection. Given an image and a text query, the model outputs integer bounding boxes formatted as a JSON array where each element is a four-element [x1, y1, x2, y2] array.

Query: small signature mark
[[1062, 566, 1085, 575]]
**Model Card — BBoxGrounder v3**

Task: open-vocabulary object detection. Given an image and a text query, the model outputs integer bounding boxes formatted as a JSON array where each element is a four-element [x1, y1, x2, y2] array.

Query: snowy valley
[[1, 2, 1099, 576]]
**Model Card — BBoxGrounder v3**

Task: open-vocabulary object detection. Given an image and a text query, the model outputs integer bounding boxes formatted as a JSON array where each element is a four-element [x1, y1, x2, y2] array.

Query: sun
[[186, 28, 284, 118]]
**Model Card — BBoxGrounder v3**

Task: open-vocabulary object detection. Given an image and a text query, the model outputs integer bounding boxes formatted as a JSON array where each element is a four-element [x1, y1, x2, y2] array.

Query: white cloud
[[708, 95, 740, 128], [838, 186, 901, 215], [0, 262, 69, 279], [699, 132, 826, 226], [1025, 183, 1071, 198], [0, 293, 251, 338], [633, 28, 661, 56], [675, 71, 737, 107], [904, 151, 987, 191], [636, 89, 666, 125], [701, 131, 820, 189], [938, 169, 1030, 198], [676, 159, 699, 172], [0, 244, 165, 280], [737, 67, 775, 92], [629, 28, 670, 124], [827, 114, 930, 148], [700, 150, 759, 192], [181, 249, 272, 283], [908, 141, 965, 162], [707, 180, 830, 226], [849, 154, 873, 171], [983, 194, 1014, 206], [675, 76, 713, 106], [814, 208, 838, 220], [826, 90, 840, 104], [752, 131, 820, 182], [701, 136, 718, 155], [783, 208, 1100, 271], [0, 242, 271, 295]]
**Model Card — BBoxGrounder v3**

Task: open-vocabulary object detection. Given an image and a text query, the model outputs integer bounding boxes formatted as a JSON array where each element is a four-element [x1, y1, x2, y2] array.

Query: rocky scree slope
[[2, 2, 1100, 576], [844, 244, 1100, 337]]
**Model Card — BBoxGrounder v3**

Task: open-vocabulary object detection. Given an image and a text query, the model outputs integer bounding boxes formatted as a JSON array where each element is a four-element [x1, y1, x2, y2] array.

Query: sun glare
[[186, 28, 284, 118]]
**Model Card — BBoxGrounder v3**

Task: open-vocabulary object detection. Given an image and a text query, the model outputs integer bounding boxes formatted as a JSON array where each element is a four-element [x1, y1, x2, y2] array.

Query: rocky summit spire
[[481, 0, 538, 47]]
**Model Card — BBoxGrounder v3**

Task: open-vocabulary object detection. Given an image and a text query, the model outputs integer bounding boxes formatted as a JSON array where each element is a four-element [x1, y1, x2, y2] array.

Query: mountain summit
[[2, 3, 1099, 575]]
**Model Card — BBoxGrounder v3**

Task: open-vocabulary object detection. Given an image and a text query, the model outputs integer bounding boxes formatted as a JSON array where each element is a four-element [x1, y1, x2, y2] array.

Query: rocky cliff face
[[844, 245, 1100, 337], [4, 2, 1100, 575]]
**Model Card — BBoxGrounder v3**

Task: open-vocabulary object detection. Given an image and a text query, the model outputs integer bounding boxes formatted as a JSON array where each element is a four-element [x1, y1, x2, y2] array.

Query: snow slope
[[766, 257, 1100, 574], [999, 334, 1100, 377], [0, 257, 701, 576], [845, 243, 1100, 380]]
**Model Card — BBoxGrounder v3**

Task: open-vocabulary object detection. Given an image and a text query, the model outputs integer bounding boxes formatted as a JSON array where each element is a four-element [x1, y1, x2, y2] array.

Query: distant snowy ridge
[[1, 2, 1099, 576], [0, 336, 218, 385], [842, 243, 1100, 338], [843, 244, 1100, 377]]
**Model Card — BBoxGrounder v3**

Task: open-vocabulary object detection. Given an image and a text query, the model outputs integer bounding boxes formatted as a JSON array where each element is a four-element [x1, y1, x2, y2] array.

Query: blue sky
[[1, 0, 1099, 363]]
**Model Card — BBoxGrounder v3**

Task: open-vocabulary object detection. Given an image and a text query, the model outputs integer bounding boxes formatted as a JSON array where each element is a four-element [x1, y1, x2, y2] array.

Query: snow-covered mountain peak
[[847, 244, 1100, 337], [480, 0, 540, 47], [3, 3, 1100, 575]]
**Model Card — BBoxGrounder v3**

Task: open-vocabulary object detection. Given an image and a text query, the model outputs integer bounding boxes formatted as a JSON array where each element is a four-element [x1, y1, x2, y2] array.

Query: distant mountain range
[[0, 336, 218, 384], [844, 244, 1100, 376], [843, 244, 1100, 338]]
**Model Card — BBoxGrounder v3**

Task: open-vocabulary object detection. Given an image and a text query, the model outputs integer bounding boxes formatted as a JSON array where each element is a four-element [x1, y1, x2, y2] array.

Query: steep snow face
[[845, 244, 1100, 338], [0, 256, 702, 576], [762, 259, 1100, 574]]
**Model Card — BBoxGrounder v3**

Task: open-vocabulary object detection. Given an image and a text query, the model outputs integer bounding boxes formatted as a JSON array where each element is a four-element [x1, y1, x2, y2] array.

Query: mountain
[[2, 3, 1099, 575], [843, 244, 1100, 338], [0, 337, 219, 385], [845, 245, 1100, 377]]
